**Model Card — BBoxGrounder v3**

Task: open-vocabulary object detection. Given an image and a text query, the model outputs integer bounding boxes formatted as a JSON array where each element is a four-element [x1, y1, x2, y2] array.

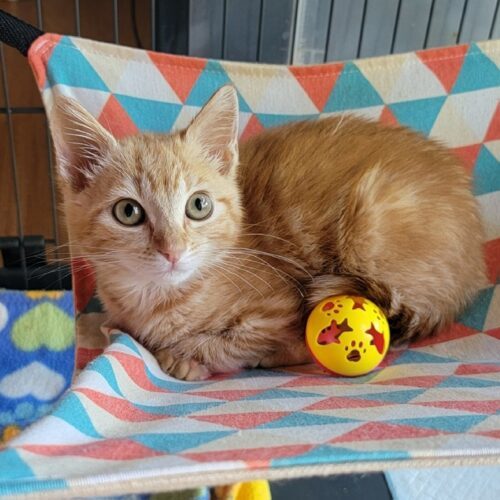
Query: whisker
[[225, 247, 312, 278], [207, 262, 264, 298], [221, 253, 305, 297], [219, 260, 274, 292], [206, 265, 242, 294], [240, 232, 299, 248]]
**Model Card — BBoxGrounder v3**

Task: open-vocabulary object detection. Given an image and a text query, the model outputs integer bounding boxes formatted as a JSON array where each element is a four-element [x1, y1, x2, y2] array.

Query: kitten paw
[[154, 349, 211, 381]]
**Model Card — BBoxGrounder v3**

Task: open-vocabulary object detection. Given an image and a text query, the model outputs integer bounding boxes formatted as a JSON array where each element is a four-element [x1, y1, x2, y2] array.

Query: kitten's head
[[51, 86, 242, 288]]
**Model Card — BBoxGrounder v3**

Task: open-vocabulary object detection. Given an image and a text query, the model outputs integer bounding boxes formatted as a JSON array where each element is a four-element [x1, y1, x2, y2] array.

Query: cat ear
[[50, 96, 117, 193], [186, 85, 239, 175]]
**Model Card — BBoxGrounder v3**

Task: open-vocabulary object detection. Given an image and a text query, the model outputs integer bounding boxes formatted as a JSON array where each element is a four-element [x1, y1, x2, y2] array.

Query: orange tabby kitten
[[51, 86, 485, 380]]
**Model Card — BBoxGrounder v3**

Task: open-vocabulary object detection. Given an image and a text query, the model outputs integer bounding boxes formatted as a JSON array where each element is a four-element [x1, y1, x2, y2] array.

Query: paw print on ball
[[344, 339, 366, 363]]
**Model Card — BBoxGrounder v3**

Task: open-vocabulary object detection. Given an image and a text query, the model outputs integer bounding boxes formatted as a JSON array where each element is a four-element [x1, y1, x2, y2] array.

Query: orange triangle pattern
[[451, 144, 482, 174], [290, 63, 344, 111], [98, 95, 138, 139], [455, 363, 500, 375], [185, 444, 313, 463], [240, 114, 265, 142], [191, 411, 288, 429], [374, 375, 446, 388], [417, 45, 468, 93], [188, 389, 265, 402], [331, 422, 440, 443], [484, 102, 500, 142], [485, 238, 500, 284], [148, 52, 207, 102], [379, 106, 399, 126], [411, 323, 479, 348], [29, 33, 62, 88], [416, 400, 500, 414]]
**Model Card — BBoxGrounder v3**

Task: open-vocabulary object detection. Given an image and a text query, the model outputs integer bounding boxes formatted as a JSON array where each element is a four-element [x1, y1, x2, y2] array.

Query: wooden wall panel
[[118, 0, 152, 49], [41, 0, 79, 35], [0, 0, 151, 253], [0, 51, 5, 107], [79, 0, 116, 43], [1, 1, 41, 108], [12, 114, 54, 238], [0, 115, 18, 237]]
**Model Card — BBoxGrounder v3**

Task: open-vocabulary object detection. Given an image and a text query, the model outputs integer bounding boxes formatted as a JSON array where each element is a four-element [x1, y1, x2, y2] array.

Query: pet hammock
[[0, 9, 499, 498]]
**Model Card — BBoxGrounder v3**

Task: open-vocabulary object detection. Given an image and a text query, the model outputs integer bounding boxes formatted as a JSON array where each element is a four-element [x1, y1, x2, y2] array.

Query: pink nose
[[160, 250, 182, 265]]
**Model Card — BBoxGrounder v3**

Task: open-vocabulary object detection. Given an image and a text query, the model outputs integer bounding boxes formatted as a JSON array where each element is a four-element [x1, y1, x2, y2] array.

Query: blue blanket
[[0, 291, 74, 443]]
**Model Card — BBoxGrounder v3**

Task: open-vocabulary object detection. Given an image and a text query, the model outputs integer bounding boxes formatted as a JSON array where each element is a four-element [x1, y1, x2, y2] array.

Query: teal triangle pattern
[[389, 96, 446, 136], [186, 60, 231, 106], [87, 357, 123, 397], [257, 412, 356, 428], [473, 146, 500, 196], [184, 60, 251, 110], [272, 446, 409, 467], [452, 44, 500, 94], [390, 415, 487, 433], [135, 431, 234, 454], [138, 401, 224, 417], [392, 350, 457, 365], [52, 393, 101, 438], [244, 388, 320, 400], [0, 450, 36, 481], [271, 444, 341, 466], [437, 376, 499, 388], [457, 286, 494, 331], [47, 37, 108, 91], [353, 389, 425, 404], [237, 91, 252, 113], [114, 95, 181, 133], [111, 332, 141, 355], [323, 62, 383, 112]]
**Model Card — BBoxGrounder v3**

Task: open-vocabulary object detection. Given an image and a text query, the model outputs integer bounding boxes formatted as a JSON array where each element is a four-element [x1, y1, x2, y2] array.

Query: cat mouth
[[158, 264, 193, 284], [347, 349, 361, 362]]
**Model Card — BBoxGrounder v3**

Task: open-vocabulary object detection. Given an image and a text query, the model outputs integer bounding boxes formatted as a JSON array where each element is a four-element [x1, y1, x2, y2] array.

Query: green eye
[[112, 199, 145, 226], [186, 192, 213, 221]]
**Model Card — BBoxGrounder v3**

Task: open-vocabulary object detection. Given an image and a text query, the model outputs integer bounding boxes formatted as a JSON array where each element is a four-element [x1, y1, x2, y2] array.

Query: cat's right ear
[[50, 96, 117, 193], [185, 85, 239, 176]]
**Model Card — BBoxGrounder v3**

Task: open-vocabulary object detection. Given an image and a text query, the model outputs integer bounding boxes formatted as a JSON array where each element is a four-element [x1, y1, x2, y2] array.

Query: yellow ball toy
[[306, 295, 390, 377]]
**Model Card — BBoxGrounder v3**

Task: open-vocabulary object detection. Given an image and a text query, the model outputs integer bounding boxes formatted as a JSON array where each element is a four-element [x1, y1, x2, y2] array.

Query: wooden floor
[[0, 0, 152, 253]]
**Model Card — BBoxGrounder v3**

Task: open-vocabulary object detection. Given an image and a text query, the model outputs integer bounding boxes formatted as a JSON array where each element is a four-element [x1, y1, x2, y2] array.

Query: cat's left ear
[[185, 85, 239, 176], [49, 96, 117, 193]]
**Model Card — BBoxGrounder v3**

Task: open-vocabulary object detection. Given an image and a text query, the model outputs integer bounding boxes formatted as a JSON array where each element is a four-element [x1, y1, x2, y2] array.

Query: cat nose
[[159, 249, 183, 265]]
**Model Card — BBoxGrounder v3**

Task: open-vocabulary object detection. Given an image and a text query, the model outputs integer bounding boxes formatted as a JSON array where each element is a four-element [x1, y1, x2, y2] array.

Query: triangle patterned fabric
[[1, 34, 498, 496]]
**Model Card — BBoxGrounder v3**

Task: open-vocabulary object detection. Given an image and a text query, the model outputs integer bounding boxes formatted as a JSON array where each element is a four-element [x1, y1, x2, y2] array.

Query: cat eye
[[186, 192, 213, 221], [112, 199, 146, 226]]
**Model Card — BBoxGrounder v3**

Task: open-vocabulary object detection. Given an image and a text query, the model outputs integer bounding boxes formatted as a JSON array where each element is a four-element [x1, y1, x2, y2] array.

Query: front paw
[[154, 348, 211, 381]]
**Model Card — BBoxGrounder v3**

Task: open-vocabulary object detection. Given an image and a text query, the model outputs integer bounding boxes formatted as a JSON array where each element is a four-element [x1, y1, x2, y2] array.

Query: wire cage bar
[[0, 0, 499, 290]]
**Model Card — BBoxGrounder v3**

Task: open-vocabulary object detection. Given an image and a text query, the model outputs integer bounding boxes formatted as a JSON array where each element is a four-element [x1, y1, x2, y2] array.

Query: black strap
[[0, 9, 44, 56]]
